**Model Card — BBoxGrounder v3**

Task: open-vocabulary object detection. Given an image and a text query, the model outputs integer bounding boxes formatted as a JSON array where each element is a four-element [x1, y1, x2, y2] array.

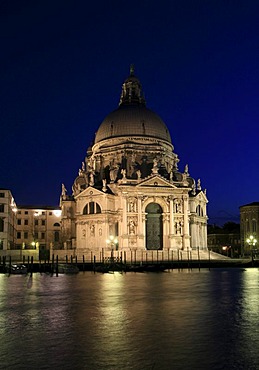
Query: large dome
[[94, 66, 172, 144], [95, 104, 171, 144]]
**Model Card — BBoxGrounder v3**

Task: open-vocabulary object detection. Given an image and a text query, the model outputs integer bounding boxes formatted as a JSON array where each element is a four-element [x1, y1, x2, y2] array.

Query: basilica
[[60, 67, 208, 254]]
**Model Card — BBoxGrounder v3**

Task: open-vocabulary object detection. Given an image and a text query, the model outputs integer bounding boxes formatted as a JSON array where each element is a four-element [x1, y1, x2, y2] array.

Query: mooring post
[[30, 256, 33, 277], [56, 255, 58, 276], [93, 255, 96, 273], [39, 256, 41, 273], [51, 254, 54, 275], [83, 255, 85, 271]]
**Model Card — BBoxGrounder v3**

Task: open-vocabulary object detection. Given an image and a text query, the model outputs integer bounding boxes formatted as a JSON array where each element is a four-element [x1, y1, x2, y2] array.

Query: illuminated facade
[[240, 202, 259, 255], [0, 188, 61, 256], [60, 67, 208, 254], [0, 189, 17, 250], [15, 206, 62, 252]]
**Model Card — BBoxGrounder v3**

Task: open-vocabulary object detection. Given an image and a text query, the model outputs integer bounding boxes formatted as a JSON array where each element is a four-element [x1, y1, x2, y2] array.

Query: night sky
[[1, 0, 259, 225]]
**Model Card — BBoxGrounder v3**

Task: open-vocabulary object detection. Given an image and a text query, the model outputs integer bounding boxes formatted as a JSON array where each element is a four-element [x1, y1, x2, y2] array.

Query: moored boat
[[54, 264, 79, 274], [8, 264, 28, 274]]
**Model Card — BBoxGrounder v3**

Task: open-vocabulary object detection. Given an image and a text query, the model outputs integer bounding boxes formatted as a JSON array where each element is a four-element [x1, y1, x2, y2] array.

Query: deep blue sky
[[1, 0, 259, 225]]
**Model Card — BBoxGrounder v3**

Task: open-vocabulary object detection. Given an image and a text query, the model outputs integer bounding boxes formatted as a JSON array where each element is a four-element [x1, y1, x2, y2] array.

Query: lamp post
[[246, 235, 257, 256], [106, 235, 118, 251]]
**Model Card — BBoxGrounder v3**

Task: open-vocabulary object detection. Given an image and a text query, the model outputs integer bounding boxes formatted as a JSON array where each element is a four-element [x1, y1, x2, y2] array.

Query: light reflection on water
[[0, 268, 259, 369]]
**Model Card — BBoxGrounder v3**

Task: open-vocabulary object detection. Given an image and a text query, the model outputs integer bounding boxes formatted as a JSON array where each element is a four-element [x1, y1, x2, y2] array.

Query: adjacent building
[[0, 188, 61, 258], [0, 189, 17, 250], [240, 202, 259, 255]]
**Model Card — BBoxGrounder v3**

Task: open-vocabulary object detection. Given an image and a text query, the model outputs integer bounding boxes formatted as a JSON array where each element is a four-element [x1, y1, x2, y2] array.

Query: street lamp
[[106, 235, 118, 251], [246, 235, 257, 254]]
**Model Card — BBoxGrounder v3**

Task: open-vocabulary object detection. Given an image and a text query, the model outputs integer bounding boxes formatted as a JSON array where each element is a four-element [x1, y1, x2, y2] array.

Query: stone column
[[137, 197, 142, 235], [183, 195, 190, 250], [169, 197, 174, 235]]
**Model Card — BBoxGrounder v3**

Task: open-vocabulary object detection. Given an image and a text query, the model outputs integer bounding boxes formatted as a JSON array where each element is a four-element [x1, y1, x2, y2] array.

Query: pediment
[[193, 190, 208, 203], [74, 186, 104, 199], [136, 175, 177, 189]]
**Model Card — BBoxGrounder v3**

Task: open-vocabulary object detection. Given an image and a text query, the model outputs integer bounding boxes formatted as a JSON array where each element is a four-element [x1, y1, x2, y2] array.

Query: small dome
[[95, 104, 171, 143]]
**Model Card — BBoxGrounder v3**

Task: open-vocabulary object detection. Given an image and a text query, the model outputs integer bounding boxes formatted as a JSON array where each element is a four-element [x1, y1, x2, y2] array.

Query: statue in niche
[[174, 199, 182, 213], [90, 224, 95, 236], [175, 221, 182, 235], [82, 229, 86, 237], [129, 200, 135, 212], [129, 220, 135, 234]]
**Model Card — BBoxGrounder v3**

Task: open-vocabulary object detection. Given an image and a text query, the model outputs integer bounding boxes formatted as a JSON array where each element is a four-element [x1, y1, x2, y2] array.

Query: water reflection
[[0, 269, 259, 369]]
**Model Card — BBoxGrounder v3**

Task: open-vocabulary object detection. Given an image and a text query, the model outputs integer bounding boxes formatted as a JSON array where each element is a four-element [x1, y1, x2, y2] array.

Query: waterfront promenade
[[0, 249, 256, 274]]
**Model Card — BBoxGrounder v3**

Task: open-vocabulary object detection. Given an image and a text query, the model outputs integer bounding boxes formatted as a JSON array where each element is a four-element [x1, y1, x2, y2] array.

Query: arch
[[145, 203, 163, 250], [83, 202, 102, 215], [53, 222, 60, 227]]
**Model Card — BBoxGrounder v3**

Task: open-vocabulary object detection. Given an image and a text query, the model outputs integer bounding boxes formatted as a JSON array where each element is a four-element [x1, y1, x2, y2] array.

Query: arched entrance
[[145, 203, 163, 250]]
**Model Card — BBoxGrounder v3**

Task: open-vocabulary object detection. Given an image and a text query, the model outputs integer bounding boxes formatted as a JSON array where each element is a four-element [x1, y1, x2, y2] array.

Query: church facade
[[60, 67, 208, 254]]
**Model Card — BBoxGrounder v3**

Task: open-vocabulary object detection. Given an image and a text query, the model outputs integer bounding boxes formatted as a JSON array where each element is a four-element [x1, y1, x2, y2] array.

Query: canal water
[[0, 268, 259, 370]]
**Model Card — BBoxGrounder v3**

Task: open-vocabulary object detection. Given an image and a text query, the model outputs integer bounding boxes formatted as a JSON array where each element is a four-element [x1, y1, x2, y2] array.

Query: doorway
[[145, 203, 163, 250]]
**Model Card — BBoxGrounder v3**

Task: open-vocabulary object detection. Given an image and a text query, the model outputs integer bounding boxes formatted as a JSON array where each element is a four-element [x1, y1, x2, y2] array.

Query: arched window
[[53, 222, 60, 227], [54, 231, 59, 242], [246, 219, 250, 232], [252, 219, 257, 233], [83, 202, 101, 215]]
